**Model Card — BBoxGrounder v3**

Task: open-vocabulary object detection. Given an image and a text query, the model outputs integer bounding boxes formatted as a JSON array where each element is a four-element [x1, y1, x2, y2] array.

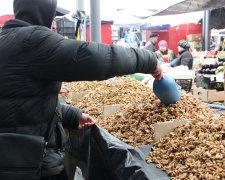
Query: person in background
[[117, 38, 130, 48], [140, 40, 146, 49], [0, 0, 163, 179], [155, 40, 177, 63], [219, 37, 225, 51], [124, 29, 131, 43], [145, 33, 159, 52], [129, 37, 138, 48], [175, 40, 193, 69], [210, 38, 216, 50]]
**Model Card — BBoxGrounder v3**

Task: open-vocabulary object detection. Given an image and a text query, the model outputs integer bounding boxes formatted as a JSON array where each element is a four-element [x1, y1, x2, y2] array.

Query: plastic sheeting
[[61, 97, 225, 180], [66, 125, 170, 180], [154, 0, 225, 16]]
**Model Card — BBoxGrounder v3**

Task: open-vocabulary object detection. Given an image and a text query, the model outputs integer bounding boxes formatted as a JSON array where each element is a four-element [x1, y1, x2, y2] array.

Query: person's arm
[[60, 103, 83, 130], [173, 52, 177, 59], [60, 103, 95, 130], [27, 27, 159, 81]]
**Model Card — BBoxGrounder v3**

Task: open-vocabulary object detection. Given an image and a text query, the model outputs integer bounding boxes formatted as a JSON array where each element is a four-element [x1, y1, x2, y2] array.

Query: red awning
[[0, 15, 14, 26]]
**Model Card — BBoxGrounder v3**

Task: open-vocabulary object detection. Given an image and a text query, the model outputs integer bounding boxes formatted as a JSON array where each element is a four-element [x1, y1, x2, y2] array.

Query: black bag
[[0, 133, 45, 180], [0, 108, 60, 180]]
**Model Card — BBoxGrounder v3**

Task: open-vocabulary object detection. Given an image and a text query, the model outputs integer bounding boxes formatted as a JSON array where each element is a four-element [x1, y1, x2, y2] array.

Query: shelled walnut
[[146, 114, 225, 179], [97, 93, 216, 147], [72, 77, 153, 120], [59, 80, 108, 101]]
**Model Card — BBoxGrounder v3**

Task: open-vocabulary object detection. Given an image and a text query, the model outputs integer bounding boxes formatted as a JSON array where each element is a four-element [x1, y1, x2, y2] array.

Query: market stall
[[60, 77, 225, 180], [193, 49, 225, 104]]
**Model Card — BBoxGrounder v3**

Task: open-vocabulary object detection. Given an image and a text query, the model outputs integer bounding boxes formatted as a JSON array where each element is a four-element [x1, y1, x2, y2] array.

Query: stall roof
[[113, 23, 145, 28], [140, 24, 170, 30], [154, 0, 225, 16]]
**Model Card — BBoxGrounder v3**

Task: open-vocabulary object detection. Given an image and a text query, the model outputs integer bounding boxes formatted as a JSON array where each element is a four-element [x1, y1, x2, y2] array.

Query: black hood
[[13, 0, 57, 28]]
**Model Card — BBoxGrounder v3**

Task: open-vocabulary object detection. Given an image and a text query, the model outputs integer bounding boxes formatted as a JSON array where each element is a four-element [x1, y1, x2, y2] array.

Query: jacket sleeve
[[60, 103, 82, 130], [27, 27, 158, 81]]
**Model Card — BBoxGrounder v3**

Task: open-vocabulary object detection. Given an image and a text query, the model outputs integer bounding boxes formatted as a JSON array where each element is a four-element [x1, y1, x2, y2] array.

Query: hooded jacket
[[0, 0, 158, 177]]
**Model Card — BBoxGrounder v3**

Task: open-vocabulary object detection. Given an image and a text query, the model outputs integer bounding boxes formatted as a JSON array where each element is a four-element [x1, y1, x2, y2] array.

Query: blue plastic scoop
[[153, 73, 180, 105]]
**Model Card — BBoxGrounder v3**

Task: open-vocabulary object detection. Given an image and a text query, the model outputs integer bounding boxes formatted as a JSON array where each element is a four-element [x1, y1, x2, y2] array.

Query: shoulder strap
[[44, 107, 61, 144]]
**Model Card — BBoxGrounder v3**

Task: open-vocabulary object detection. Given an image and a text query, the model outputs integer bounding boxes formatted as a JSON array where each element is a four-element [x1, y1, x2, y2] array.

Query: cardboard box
[[71, 92, 88, 101], [189, 41, 202, 51], [193, 87, 224, 102], [103, 104, 123, 118], [154, 119, 192, 142], [186, 34, 202, 42]]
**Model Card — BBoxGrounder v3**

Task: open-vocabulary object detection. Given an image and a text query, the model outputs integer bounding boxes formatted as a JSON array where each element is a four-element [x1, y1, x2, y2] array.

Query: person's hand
[[78, 113, 95, 130], [60, 86, 70, 94], [151, 62, 163, 80]]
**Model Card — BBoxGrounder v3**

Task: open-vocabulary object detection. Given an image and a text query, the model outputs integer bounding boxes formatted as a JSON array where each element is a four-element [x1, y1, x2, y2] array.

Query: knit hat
[[178, 40, 190, 49], [150, 33, 159, 38], [158, 40, 168, 48]]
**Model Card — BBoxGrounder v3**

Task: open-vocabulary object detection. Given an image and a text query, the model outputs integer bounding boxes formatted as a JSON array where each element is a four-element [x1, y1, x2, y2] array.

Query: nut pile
[[72, 77, 153, 120], [97, 93, 216, 147], [146, 114, 225, 180], [59, 80, 108, 100]]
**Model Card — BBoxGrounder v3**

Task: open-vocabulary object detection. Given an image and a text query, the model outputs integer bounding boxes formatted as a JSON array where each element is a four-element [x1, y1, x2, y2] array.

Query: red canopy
[[0, 15, 14, 26]]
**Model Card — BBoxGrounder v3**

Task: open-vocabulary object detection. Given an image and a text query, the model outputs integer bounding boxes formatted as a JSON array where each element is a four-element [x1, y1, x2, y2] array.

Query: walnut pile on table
[[72, 77, 153, 120], [97, 93, 216, 147], [59, 80, 108, 99], [146, 114, 225, 180]]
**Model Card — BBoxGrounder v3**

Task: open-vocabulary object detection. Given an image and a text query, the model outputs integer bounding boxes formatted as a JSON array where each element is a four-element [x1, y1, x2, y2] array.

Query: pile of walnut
[[59, 80, 108, 101], [97, 93, 216, 147], [72, 77, 152, 120], [146, 114, 225, 180]]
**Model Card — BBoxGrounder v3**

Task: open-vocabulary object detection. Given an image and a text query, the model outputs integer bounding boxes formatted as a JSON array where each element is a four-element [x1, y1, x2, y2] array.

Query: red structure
[[0, 15, 14, 26], [146, 23, 202, 55], [87, 21, 113, 45], [169, 23, 202, 54]]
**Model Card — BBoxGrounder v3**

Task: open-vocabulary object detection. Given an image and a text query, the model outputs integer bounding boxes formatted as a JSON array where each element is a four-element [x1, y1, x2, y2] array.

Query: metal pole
[[205, 10, 211, 51], [90, 0, 101, 42], [76, 0, 84, 12], [202, 11, 206, 51]]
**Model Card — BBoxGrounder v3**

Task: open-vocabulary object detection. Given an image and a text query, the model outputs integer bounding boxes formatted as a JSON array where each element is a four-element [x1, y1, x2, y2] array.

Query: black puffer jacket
[[0, 0, 158, 177], [175, 49, 193, 69]]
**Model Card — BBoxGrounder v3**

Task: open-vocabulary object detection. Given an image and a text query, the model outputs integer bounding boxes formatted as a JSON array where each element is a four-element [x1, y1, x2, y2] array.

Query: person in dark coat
[[145, 33, 159, 52], [175, 40, 193, 69], [0, 0, 163, 179]]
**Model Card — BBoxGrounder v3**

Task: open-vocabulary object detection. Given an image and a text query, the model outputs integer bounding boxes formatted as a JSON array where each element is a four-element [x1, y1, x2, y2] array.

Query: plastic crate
[[175, 79, 193, 92]]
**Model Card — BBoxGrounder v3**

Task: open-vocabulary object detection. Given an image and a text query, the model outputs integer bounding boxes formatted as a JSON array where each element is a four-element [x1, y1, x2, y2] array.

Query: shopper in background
[[117, 38, 130, 48], [210, 38, 216, 50], [219, 37, 225, 51], [175, 40, 193, 69], [0, 0, 163, 179], [145, 33, 159, 52], [129, 37, 138, 48], [155, 40, 177, 63], [124, 29, 131, 43]]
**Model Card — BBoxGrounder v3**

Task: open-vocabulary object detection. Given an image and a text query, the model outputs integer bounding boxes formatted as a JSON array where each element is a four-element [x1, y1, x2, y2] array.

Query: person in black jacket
[[0, 0, 163, 179], [175, 40, 193, 69]]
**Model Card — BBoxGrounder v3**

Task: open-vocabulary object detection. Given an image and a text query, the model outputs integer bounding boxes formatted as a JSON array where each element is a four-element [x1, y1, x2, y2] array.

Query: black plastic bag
[[67, 125, 170, 180]]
